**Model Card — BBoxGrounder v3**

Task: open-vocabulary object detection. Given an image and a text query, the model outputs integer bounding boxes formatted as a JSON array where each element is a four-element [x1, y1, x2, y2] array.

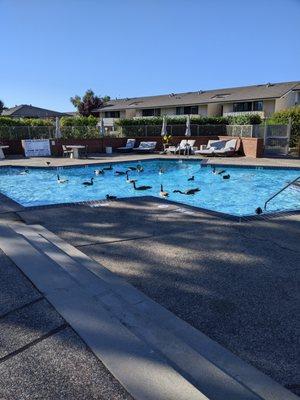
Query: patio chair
[[168, 140, 196, 154], [62, 145, 74, 158], [214, 139, 237, 157], [133, 141, 157, 153], [116, 138, 136, 153], [194, 140, 227, 156]]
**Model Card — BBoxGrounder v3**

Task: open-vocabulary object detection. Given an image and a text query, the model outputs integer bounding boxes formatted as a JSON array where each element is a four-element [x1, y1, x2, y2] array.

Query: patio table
[[0, 145, 9, 160], [66, 145, 86, 159]]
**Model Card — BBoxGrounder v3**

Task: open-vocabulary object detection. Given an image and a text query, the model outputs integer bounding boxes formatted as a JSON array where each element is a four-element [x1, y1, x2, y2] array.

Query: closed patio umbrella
[[185, 115, 192, 155], [185, 115, 191, 137], [99, 118, 105, 137], [161, 116, 167, 137], [55, 117, 61, 139]]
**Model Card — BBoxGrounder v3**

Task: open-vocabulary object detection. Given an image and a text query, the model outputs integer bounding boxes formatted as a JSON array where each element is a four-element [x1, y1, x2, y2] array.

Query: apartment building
[[94, 81, 300, 124]]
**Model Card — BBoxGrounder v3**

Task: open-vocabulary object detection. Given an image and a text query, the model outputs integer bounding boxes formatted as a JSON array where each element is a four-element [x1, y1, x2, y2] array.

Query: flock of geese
[[19, 162, 231, 201]]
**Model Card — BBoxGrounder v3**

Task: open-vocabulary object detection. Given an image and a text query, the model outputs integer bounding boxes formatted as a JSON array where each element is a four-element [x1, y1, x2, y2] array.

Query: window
[[233, 101, 263, 112], [104, 111, 120, 118], [233, 102, 252, 112], [253, 101, 263, 111], [176, 106, 198, 115], [142, 108, 161, 117]]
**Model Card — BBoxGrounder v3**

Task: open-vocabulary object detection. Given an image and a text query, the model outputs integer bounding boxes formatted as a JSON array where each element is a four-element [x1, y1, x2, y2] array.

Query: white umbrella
[[161, 116, 167, 136], [99, 118, 105, 137], [185, 115, 191, 137], [185, 115, 191, 156], [55, 117, 61, 139]]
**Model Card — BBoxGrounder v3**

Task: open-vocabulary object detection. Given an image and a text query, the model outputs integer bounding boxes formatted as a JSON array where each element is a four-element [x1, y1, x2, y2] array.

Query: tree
[[0, 100, 4, 114], [70, 90, 110, 116]]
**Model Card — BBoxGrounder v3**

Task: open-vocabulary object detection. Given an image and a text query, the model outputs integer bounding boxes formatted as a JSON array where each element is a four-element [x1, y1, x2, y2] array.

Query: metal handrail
[[264, 176, 300, 210]]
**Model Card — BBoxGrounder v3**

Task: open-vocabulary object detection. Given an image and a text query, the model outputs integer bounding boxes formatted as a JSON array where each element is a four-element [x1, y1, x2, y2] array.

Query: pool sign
[[22, 139, 51, 157]]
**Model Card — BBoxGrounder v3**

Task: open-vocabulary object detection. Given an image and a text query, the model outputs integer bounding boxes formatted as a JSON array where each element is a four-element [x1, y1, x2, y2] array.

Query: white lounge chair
[[168, 140, 196, 154], [194, 140, 227, 156], [116, 138, 136, 152], [214, 139, 237, 156], [134, 141, 157, 153]]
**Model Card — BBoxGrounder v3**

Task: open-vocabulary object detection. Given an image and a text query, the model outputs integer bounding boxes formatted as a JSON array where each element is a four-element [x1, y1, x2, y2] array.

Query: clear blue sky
[[1, 0, 299, 111]]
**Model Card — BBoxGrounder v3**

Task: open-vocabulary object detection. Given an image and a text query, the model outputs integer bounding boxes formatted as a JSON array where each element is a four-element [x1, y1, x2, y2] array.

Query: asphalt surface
[[18, 198, 300, 396], [0, 248, 132, 400]]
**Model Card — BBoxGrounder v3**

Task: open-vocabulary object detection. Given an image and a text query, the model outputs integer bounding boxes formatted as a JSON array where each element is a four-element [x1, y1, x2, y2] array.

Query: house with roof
[[1, 104, 68, 118], [94, 81, 300, 124]]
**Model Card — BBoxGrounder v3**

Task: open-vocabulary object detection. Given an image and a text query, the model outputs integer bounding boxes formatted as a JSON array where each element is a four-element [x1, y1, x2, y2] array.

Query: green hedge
[[0, 117, 53, 126], [115, 114, 262, 127], [60, 115, 98, 127], [116, 116, 229, 126], [268, 106, 300, 147], [228, 114, 262, 125]]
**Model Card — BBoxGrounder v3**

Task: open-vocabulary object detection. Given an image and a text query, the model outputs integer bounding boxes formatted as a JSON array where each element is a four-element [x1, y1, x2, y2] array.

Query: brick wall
[[0, 136, 264, 158]]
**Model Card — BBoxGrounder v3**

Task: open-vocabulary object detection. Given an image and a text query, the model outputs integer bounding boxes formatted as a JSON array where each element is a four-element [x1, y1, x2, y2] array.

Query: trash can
[[106, 146, 112, 154]]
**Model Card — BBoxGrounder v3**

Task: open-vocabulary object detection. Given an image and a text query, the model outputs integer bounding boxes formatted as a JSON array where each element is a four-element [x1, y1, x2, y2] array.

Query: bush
[[60, 115, 98, 127], [61, 126, 99, 139], [115, 115, 229, 127], [268, 106, 300, 147], [228, 114, 262, 125], [0, 117, 53, 126]]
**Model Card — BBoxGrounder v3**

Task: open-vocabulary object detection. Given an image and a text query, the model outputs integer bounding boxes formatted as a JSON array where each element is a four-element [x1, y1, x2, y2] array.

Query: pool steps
[[0, 222, 298, 400]]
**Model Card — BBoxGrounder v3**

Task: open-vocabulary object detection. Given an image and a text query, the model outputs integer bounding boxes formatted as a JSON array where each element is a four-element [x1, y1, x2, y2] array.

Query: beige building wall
[[198, 105, 207, 116], [161, 107, 176, 116], [263, 100, 275, 117], [222, 103, 233, 114], [126, 108, 137, 118], [275, 91, 297, 112], [207, 103, 222, 116]]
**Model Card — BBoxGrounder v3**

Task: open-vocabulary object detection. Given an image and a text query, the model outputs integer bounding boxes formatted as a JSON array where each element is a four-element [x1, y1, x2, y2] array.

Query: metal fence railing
[[120, 124, 226, 137], [0, 123, 296, 156]]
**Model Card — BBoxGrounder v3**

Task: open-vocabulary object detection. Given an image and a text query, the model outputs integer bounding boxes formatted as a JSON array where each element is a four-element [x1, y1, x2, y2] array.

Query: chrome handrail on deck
[[264, 175, 300, 210]]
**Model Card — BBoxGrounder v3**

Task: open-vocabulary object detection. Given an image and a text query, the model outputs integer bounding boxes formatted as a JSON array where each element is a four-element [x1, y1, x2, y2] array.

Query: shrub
[[60, 115, 98, 127], [228, 114, 262, 125], [115, 115, 229, 127], [0, 117, 53, 126], [268, 106, 300, 147]]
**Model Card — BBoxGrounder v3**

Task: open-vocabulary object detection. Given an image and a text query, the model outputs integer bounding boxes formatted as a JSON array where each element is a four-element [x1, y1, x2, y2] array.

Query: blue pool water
[[0, 160, 299, 216]]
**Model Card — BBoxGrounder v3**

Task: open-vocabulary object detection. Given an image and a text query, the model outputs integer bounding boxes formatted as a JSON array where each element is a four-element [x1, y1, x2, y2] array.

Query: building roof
[[95, 81, 300, 112], [1, 104, 68, 118]]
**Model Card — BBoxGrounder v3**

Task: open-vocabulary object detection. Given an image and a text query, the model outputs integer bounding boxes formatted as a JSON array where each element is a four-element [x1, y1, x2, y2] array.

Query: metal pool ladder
[[264, 175, 300, 210]]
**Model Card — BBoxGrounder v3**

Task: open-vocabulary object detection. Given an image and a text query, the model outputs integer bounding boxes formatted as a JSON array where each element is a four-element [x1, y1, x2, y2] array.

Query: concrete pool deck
[[0, 196, 297, 397], [0, 153, 300, 169], [0, 154, 299, 399]]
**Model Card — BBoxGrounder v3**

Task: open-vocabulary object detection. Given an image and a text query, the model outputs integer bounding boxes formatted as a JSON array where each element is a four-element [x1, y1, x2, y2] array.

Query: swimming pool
[[0, 160, 299, 216]]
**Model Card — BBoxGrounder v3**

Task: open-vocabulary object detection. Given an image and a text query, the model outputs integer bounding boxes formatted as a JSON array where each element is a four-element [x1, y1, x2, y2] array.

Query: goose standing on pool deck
[[83, 178, 94, 186], [131, 180, 152, 190]]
